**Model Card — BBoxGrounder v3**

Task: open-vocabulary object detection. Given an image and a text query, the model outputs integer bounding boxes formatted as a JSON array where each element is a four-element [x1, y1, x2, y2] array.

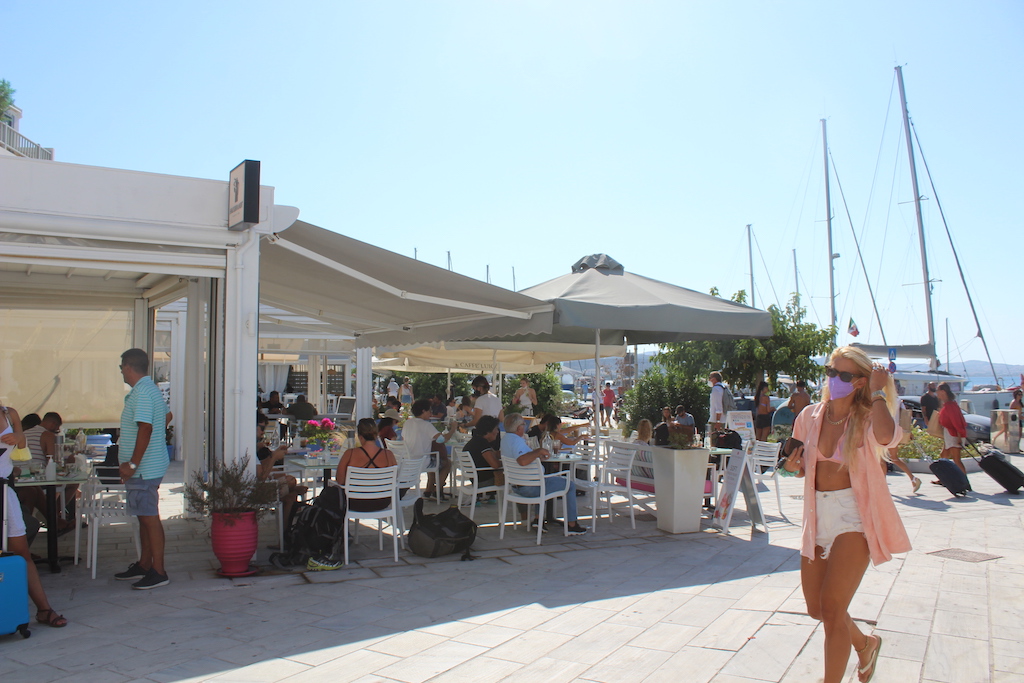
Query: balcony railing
[[0, 120, 53, 160]]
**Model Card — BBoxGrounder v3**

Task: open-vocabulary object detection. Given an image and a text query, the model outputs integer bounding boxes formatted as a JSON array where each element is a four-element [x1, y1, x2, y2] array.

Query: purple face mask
[[828, 375, 856, 400]]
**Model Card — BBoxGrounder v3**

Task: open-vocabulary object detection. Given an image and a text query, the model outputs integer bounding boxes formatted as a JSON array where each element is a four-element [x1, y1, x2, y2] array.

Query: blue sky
[[4, 1, 1022, 370]]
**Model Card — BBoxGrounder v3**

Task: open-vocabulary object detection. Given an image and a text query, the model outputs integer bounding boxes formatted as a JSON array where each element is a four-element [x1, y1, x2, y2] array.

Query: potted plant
[[301, 418, 337, 451], [183, 456, 278, 576]]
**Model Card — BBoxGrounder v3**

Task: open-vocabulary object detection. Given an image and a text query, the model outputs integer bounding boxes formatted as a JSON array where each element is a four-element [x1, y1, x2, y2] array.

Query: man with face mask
[[709, 372, 725, 431]]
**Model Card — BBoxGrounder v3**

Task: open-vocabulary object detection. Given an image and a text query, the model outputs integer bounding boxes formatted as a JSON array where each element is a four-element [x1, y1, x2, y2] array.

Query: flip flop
[[857, 634, 882, 683], [36, 608, 68, 628]]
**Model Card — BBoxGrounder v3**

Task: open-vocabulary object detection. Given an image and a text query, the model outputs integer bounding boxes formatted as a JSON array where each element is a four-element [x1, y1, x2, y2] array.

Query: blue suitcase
[[929, 458, 971, 497], [1, 476, 32, 638]]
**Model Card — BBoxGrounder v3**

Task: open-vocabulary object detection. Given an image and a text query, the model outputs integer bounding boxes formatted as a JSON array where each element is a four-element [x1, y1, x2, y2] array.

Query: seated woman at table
[[527, 414, 585, 452], [465, 415, 503, 489], [454, 396, 476, 428], [377, 411, 399, 444], [255, 414, 307, 521], [335, 418, 398, 512], [633, 419, 653, 445], [1, 402, 67, 627]]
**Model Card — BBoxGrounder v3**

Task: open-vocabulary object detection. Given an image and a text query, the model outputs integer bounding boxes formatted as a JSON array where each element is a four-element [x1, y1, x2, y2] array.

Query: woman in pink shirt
[[781, 346, 910, 683]]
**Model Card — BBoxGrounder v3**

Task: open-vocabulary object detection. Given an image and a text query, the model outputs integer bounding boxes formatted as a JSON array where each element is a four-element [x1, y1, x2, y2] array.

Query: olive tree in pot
[[184, 456, 278, 576]]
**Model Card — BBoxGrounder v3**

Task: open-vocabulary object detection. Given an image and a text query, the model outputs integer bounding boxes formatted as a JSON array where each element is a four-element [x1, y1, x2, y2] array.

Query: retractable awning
[[259, 221, 554, 346]]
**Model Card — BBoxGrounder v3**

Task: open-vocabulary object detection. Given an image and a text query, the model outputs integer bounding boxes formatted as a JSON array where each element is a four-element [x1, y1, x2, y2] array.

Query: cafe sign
[[228, 160, 260, 230]]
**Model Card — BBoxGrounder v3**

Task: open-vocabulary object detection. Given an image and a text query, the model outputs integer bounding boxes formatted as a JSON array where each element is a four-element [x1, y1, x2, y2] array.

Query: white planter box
[[651, 446, 711, 534]]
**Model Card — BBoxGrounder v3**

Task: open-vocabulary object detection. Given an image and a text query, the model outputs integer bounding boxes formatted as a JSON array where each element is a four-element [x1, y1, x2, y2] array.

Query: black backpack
[[407, 499, 477, 560], [272, 491, 345, 567]]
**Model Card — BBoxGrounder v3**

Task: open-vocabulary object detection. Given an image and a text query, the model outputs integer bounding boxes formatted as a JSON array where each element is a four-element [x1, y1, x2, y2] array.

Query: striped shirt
[[119, 376, 169, 480], [24, 425, 48, 467]]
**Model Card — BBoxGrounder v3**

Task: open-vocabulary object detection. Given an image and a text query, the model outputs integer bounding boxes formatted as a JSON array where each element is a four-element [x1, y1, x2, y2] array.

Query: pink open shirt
[[792, 402, 912, 566]]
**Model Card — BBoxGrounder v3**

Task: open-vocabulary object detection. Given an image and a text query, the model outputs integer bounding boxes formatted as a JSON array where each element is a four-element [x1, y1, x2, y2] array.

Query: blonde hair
[[820, 345, 896, 470], [636, 419, 653, 443]]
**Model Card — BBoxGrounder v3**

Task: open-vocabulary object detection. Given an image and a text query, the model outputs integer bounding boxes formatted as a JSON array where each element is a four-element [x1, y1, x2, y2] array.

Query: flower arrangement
[[301, 418, 337, 451]]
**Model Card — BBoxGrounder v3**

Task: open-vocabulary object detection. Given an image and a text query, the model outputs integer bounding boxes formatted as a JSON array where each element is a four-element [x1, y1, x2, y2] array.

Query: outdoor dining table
[[286, 454, 340, 495], [13, 467, 91, 573]]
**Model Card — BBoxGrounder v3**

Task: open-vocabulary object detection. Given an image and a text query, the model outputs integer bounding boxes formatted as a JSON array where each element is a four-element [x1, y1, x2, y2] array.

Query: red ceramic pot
[[210, 511, 258, 576]]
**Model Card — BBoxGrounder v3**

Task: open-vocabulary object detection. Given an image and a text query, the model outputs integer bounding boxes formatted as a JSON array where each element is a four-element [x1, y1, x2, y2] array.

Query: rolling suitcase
[[929, 458, 971, 497], [968, 445, 1023, 494], [0, 476, 32, 638]]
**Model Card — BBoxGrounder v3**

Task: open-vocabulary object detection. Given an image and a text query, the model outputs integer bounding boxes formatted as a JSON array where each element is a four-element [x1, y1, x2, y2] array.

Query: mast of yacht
[[747, 224, 755, 308], [821, 119, 837, 337], [896, 65, 938, 371]]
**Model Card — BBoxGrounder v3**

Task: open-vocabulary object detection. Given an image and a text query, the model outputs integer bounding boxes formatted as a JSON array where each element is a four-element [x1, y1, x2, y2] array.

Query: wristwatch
[[126, 461, 138, 471], [871, 390, 887, 401]]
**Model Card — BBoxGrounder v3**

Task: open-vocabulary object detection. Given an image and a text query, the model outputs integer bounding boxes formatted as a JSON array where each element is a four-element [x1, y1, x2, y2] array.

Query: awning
[[260, 221, 553, 346]]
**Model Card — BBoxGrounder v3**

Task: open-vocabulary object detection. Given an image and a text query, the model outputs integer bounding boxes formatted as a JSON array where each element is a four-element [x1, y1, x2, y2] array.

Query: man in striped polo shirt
[[114, 348, 170, 589]]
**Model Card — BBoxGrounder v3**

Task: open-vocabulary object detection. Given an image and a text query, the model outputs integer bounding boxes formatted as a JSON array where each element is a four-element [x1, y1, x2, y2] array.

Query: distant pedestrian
[[937, 382, 967, 475], [708, 372, 726, 430], [753, 380, 773, 441], [920, 382, 940, 423], [788, 380, 811, 416], [600, 382, 616, 427]]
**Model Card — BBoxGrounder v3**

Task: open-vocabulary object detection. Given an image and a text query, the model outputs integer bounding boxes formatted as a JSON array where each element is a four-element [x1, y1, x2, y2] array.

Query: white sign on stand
[[726, 410, 755, 447], [711, 449, 769, 536]]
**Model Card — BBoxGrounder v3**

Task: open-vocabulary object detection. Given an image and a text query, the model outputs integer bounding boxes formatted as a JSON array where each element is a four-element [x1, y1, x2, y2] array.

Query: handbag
[[9, 446, 31, 462], [927, 411, 944, 438], [898, 405, 913, 445]]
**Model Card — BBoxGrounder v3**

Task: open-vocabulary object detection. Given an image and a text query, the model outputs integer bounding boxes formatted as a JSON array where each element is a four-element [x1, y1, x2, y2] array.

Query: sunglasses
[[824, 366, 863, 383]]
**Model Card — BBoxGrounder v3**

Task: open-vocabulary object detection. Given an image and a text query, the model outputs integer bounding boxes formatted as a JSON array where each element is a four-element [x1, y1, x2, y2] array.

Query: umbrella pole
[[593, 328, 602, 453]]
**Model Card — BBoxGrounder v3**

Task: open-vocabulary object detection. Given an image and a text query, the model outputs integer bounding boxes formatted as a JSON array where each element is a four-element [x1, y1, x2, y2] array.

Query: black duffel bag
[[713, 429, 743, 451], [407, 498, 477, 560]]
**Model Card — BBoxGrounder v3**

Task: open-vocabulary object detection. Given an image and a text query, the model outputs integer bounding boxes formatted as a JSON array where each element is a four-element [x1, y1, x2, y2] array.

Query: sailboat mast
[[821, 119, 837, 333], [793, 249, 798, 300], [896, 65, 938, 370], [747, 224, 755, 308]]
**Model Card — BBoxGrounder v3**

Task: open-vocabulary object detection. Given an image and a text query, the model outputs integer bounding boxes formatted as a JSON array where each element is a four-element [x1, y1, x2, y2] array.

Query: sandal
[[856, 634, 882, 683], [36, 608, 68, 628]]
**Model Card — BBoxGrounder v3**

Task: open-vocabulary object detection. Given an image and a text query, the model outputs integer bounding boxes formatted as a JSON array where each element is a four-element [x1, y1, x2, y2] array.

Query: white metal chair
[[589, 444, 638, 531], [342, 465, 400, 564], [394, 454, 428, 547], [499, 456, 569, 545], [76, 474, 141, 579], [387, 438, 447, 501], [455, 448, 502, 520], [751, 440, 785, 521]]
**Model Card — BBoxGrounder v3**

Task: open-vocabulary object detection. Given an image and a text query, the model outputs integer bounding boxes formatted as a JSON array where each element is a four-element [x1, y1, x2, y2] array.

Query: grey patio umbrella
[[464, 254, 775, 437]]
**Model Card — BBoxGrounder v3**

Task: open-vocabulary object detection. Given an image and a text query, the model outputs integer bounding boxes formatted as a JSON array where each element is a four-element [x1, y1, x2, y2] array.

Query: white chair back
[[501, 456, 544, 489], [397, 455, 427, 490], [344, 465, 399, 501], [751, 440, 782, 472]]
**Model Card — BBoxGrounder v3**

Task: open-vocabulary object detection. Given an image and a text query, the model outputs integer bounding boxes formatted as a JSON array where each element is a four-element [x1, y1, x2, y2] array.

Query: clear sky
[[4, 1, 1022, 370]]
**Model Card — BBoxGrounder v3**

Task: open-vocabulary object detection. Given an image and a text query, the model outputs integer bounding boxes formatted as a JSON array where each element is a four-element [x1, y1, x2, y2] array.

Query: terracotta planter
[[210, 511, 258, 576]]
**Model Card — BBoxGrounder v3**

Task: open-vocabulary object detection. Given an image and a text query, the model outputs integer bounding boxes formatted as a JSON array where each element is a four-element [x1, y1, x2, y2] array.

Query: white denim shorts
[[814, 488, 863, 559]]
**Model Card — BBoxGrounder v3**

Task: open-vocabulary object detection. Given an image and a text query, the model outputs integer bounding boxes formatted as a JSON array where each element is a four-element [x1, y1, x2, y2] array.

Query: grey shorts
[[125, 476, 162, 516]]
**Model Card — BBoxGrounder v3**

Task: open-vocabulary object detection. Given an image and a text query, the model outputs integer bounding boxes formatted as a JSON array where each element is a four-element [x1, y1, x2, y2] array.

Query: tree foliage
[[0, 80, 14, 120], [407, 372, 472, 402], [500, 366, 563, 417], [620, 370, 710, 434], [656, 290, 834, 391]]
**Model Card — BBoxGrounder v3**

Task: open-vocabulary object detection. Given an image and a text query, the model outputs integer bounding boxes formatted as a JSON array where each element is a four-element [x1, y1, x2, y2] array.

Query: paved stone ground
[[2, 455, 1022, 683]]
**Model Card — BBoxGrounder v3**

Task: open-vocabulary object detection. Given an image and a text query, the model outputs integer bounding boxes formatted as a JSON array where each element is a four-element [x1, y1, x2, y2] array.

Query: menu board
[[726, 410, 755, 448], [712, 449, 768, 536]]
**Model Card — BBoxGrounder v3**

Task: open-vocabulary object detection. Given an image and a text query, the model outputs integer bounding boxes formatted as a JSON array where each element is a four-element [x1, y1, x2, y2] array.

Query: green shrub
[[620, 369, 710, 434], [897, 427, 943, 460], [500, 368, 563, 417]]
